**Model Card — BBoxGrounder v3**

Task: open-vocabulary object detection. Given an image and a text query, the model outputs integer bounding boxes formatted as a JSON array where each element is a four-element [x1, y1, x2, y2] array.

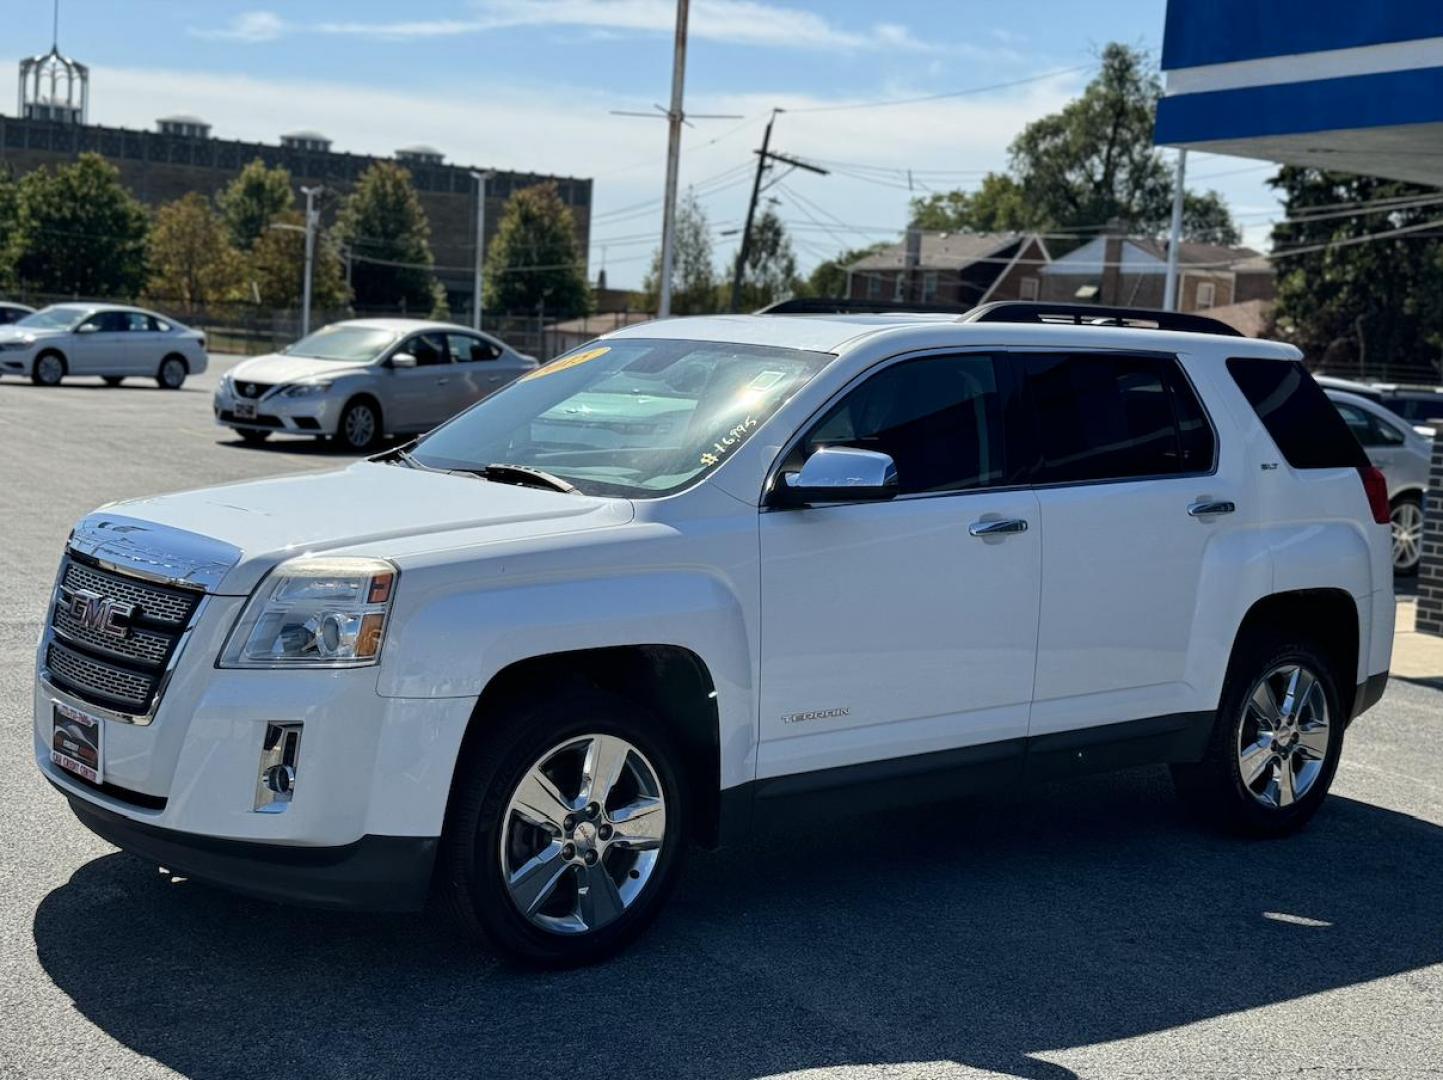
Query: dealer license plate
[[52, 701, 104, 785]]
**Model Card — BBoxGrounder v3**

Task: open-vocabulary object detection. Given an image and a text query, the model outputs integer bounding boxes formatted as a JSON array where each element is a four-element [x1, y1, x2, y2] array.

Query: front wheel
[[1172, 636, 1343, 836], [31, 353, 64, 386], [1391, 495, 1424, 577], [438, 688, 687, 967], [333, 398, 382, 452], [156, 356, 187, 390]]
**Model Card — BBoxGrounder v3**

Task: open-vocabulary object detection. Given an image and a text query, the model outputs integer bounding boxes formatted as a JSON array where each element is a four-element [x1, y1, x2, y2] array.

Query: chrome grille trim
[[52, 604, 172, 665], [61, 560, 198, 626], [45, 640, 155, 711]]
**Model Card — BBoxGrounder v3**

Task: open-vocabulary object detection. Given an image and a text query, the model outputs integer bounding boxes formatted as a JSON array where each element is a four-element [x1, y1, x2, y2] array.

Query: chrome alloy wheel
[[343, 404, 376, 448], [1391, 499, 1424, 573], [1237, 663, 1331, 810], [500, 734, 667, 935]]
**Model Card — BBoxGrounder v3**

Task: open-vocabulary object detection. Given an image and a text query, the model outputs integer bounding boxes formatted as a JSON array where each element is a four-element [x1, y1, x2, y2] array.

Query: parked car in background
[[0, 301, 35, 326], [1326, 389, 1431, 575], [214, 318, 538, 451], [1313, 374, 1386, 403], [1373, 384, 1443, 438], [0, 303, 207, 388]]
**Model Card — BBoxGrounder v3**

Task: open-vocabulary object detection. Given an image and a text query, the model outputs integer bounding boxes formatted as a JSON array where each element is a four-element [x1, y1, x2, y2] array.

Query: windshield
[[411, 337, 833, 497], [17, 306, 89, 331], [286, 325, 399, 362]]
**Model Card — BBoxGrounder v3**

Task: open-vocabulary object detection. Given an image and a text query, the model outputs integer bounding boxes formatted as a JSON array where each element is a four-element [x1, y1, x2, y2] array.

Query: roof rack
[[960, 301, 1244, 337], [758, 297, 974, 316]]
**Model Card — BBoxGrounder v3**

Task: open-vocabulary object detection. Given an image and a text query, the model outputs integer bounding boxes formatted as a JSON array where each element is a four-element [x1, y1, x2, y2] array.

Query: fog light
[[254, 722, 302, 812]]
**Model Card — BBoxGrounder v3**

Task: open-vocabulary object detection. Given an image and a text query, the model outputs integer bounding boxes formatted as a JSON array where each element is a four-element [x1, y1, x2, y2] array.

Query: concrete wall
[[0, 115, 592, 312], [1418, 430, 1443, 637]]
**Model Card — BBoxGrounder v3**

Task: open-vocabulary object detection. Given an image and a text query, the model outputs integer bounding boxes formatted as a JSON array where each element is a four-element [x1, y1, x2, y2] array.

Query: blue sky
[[10, 1, 1281, 288]]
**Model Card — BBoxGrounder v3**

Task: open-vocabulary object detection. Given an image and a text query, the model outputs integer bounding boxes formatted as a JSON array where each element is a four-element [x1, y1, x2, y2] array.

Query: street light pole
[[657, 0, 689, 319], [1163, 149, 1187, 312], [300, 185, 323, 336], [470, 170, 494, 331]]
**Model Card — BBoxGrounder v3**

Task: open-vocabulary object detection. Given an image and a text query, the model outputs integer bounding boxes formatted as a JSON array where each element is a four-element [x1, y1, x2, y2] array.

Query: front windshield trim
[[18, 306, 92, 331], [410, 337, 834, 500]]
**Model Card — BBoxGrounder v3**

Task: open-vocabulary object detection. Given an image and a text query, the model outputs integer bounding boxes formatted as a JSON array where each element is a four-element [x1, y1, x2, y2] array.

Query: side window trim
[[763, 346, 1029, 508], [1014, 348, 1220, 490]]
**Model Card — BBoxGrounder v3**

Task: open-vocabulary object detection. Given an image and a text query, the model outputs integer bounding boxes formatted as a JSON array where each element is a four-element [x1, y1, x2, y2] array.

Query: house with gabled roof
[[1039, 236, 1275, 313], [845, 231, 1051, 308]]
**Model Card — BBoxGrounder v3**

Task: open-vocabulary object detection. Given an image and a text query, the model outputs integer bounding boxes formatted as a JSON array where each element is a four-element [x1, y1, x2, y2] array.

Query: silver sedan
[[0, 303, 207, 388], [213, 318, 538, 451]]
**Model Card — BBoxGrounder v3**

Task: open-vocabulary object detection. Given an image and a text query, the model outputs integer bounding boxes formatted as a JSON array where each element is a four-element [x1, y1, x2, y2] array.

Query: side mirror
[[76, 323, 99, 334], [774, 446, 898, 506], [389, 352, 418, 369]]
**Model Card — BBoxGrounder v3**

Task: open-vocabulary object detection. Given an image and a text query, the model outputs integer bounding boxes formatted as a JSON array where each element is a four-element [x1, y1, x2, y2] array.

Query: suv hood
[[229, 352, 372, 385], [75, 462, 634, 594]]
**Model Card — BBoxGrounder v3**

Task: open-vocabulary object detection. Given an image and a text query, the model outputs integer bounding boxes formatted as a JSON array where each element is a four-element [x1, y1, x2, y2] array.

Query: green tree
[[217, 158, 295, 251], [801, 242, 888, 297], [144, 193, 246, 311], [0, 168, 18, 287], [732, 209, 799, 310], [907, 44, 1239, 246], [334, 161, 437, 311], [1268, 167, 1443, 379], [484, 181, 590, 318], [247, 210, 350, 311], [642, 191, 717, 314], [10, 154, 148, 297]]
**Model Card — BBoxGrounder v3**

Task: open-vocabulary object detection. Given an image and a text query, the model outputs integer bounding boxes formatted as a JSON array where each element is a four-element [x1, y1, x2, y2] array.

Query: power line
[[782, 64, 1095, 114]]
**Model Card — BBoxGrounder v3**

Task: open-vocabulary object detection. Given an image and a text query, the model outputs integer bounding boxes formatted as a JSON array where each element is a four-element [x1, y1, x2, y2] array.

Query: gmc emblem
[[61, 587, 136, 638]]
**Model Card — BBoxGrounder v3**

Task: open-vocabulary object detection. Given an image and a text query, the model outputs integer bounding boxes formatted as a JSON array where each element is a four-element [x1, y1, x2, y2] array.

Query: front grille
[[234, 381, 273, 400], [45, 556, 203, 715]]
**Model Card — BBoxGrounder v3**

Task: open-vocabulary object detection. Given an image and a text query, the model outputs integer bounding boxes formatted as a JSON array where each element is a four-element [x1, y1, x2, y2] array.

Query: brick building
[[0, 113, 592, 315], [845, 232, 1051, 308], [1039, 236, 1274, 313]]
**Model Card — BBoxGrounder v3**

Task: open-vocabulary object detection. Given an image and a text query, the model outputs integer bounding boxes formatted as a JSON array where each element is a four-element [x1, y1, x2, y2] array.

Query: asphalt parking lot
[[2, 357, 1442, 1080]]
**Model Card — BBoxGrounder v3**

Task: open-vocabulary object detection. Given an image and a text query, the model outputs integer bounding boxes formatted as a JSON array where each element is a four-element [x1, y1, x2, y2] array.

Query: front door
[[68, 311, 131, 375], [386, 332, 456, 432], [757, 352, 1041, 783]]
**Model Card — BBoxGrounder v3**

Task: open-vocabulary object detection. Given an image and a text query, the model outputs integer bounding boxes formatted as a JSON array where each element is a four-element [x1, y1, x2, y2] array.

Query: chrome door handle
[[436, 378, 450, 385], [1188, 500, 1235, 517], [968, 518, 1029, 537]]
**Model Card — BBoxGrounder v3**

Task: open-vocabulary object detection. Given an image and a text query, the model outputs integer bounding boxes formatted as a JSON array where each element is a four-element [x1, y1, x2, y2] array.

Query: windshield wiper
[[467, 463, 578, 494]]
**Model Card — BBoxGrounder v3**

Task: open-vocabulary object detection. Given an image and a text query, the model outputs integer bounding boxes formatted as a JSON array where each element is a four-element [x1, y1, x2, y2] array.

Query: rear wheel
[[1172, 635, 1343, 836], [438, 687, 687, 967], [1391, 494, 1424, 576], [156, 356, 187, 390], [102, 375, 125, 387], [31, 352, 64, 386]]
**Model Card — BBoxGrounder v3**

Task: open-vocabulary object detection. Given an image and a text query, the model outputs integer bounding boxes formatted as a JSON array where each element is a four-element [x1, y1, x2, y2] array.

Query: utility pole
[[300, 185, 323, 337], [1163, 148, 1187, 312], [729, 111, 827, 312], [657, 0, 690, 319], [470, 170, 495, 330]]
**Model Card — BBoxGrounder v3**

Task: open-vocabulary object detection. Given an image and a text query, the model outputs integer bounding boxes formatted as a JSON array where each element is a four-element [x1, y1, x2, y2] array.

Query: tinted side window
[[1335, 401, 1404, 448], [802, 354, 1008, 495], [1024, 353, 1214, 483], [408, 333, 449, 366], [1228, 358, 1367, 469], [446, 333, 500, 362]]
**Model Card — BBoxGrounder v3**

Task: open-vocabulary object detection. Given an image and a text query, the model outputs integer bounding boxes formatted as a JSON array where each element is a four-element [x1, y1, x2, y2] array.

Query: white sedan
[[0, 304, 208, 389]]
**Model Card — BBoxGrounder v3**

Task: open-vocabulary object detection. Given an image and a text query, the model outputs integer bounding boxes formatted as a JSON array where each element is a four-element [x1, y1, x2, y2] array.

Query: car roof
[[605, 312, 1301, 358], [330, 317, 486, 334]]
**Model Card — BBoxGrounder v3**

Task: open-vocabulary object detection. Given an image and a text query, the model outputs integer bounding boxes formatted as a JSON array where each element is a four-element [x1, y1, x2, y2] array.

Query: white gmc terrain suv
[[34, 302, 1394, 965]]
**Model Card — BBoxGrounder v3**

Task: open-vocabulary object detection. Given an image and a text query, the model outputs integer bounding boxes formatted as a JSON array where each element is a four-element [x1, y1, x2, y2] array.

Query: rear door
[[1020, 351, 1229, 739], [387, 331, 455, 432], [121, 311, 157, 374], [757, 351, 1041, 783], [445, 333, 526, 410]]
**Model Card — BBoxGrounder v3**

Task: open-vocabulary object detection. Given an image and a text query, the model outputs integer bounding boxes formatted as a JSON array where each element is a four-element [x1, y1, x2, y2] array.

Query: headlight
[[280, 382, 333, 397], [220, 557, 397, 668], [0, 338, 34, 351]]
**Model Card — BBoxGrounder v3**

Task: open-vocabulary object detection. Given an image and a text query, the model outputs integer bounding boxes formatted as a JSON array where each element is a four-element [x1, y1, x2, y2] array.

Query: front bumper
[[0, 347, 37, 375], [58, 784, 436, 911], [213, 385, 345, 435]]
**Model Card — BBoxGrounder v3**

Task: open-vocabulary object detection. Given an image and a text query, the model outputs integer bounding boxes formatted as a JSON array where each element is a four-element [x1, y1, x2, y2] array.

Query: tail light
[[1358, 466, 1390, 525]]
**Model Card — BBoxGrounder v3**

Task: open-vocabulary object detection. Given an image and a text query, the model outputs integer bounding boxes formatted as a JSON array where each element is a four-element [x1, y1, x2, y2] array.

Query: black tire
[[437, 686, 688, 967], [1172, 632, 1345, 837], [102, 375, 125, 387], [1390, 493, 1423, 577], [237, 429, 271, 445], [156, 355, 187, 390], [333, 397, 382, 452], [31, 351, 65, 386]]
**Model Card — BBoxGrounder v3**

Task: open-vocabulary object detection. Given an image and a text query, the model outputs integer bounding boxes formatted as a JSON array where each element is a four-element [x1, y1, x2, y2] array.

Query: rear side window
[[1227, 358, 1367, 469], [1023, 353, 1215, 483]]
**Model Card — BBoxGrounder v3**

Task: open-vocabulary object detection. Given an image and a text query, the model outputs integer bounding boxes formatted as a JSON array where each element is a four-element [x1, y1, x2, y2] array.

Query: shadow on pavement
[[33, 769, 1443, 1079]]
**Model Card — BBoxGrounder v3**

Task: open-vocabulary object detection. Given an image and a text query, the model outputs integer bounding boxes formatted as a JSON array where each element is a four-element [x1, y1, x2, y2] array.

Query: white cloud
[[88, 64, 1085, 285], [191, 1, 947, 52], [188, 11, 287, 43]]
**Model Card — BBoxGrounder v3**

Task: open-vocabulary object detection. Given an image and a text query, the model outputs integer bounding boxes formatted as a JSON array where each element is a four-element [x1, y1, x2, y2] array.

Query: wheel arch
[[35, 346, 68, 371], [453, 644, 725, 847], [340, 391, 384, 435], [1228, 588, 1361, 718], [160, 350, 190, 372]]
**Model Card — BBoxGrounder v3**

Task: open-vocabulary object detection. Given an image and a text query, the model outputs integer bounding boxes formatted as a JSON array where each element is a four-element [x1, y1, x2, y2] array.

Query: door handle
[[436, 378, 450, 386], [1188, 500, 1235, 517], [968, 518, 1029, 537], [488, 375, 502, 382]]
